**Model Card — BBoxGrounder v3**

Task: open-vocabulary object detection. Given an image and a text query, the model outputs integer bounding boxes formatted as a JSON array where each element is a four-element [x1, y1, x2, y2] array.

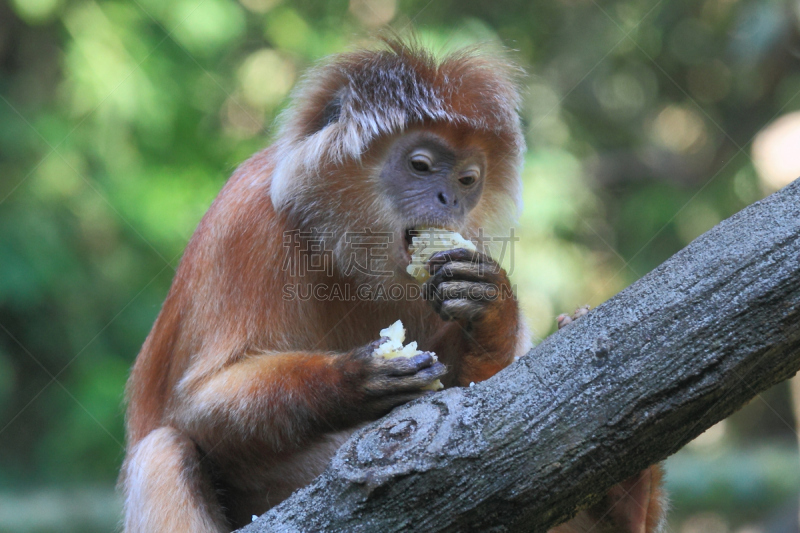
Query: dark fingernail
[[411, 353, 432, 366]]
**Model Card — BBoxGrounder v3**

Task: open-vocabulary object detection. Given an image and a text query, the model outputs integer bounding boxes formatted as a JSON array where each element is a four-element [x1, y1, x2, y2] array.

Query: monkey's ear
[[270, 88, 350, 211], [319, 94, 342, 131]]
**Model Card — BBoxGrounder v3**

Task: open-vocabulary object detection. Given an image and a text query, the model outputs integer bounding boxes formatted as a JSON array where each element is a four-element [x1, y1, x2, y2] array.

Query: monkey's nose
[[437, 191, 458, 207]]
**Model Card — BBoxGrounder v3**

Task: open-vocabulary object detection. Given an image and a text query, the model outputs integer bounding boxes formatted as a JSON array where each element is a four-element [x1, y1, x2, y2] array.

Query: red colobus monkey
[[122, 40, 665, 532]]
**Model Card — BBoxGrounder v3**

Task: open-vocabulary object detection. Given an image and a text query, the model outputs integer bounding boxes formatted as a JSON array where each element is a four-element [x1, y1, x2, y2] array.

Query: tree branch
[[241, 179, 800, 533]]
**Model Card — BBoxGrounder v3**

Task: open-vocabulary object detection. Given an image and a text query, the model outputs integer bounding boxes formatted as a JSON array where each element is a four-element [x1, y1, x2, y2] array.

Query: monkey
[[121, 40, 666, 532]]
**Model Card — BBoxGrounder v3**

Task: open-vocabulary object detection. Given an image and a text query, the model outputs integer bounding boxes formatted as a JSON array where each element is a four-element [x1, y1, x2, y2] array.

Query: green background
[[1, 0, 799, 531]]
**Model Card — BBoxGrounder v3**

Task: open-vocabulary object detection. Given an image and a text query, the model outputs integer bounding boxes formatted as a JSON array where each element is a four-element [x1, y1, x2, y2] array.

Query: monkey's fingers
[[364, 362, 446, 395], [431, 281, 500, 303], [397, 362, 446, 391], [426, 261, 504, 287], [427, 248, 501, 273], [368, 391, 433, 414], [428, 281, 500, 320], [425, 260, 507, 313], [573, 305, 590, 319], [437, 298, 486, 322], [353, 337, 391, 359], [556, 305, 591, 330], [379, 352, 437, 376]]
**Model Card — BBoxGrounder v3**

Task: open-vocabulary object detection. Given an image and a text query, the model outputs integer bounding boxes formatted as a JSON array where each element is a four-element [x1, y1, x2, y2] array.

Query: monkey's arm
[[424, 249, 526, 386], [167, 345, 446, 456]]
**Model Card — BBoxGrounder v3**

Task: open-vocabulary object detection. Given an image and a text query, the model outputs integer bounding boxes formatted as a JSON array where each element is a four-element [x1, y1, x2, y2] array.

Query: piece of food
[[405, 227, 477, 282], [375, 320, 443, 390]]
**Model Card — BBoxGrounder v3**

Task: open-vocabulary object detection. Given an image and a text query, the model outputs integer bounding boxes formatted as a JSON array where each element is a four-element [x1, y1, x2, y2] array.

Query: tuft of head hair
[[270, 38, 525, 215]]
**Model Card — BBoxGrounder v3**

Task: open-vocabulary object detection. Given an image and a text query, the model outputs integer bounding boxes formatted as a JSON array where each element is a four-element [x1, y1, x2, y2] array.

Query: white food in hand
[[375, 320, 443, 390], [406, 227, 476, 282]]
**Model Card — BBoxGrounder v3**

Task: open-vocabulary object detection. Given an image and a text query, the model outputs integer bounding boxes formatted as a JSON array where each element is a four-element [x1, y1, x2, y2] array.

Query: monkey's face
[[280, 122, 516, 286], [377, 128, 487, 272], [269, 44, 524, 286]]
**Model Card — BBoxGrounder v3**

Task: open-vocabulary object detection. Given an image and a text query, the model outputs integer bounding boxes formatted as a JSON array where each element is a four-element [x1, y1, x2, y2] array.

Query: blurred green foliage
[[1, 0, 799, 531]]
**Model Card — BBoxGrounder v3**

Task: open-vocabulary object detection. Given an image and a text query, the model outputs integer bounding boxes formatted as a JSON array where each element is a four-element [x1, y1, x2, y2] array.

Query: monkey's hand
[[424, 248, 519, 385], [556, 305, 590, 329], [347, 338, 447, 417], [425, 248, 515, 324]]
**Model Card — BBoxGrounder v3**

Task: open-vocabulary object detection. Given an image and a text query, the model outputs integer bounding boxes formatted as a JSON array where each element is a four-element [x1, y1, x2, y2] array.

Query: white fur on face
[[268, 42, 525, 220]]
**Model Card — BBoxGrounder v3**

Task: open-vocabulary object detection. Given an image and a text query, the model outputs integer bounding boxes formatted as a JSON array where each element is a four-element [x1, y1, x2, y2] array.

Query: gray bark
[[241, 178, 800, 533]]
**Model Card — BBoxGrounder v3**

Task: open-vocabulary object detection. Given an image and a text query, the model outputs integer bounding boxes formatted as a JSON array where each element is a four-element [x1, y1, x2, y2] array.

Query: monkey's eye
[[459, 168, 480, 186], [409, 151, 433, 173]]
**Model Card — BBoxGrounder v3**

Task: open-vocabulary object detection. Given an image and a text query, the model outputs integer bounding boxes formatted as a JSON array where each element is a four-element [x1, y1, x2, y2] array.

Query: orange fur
[[549, 465, 666, 533], [121, 40, 664, 533]]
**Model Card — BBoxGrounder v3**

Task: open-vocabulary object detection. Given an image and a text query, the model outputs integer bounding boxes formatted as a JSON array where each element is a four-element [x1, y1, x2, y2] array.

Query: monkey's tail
[[122, 426, 228, 533]]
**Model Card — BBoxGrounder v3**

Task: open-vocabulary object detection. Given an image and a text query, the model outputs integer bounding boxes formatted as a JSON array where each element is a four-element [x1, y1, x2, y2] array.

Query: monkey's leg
[[123, 426, 228, 533], [551, 306, 667, 533], [595, 464, 666, 533], [159, 347, 443, 522], [548, 464, 666, 533]]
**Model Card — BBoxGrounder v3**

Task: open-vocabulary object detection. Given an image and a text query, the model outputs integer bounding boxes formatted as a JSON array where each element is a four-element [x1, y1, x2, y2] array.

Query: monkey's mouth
[[401, 228, 415, 264], [400, 225, 457, 264]]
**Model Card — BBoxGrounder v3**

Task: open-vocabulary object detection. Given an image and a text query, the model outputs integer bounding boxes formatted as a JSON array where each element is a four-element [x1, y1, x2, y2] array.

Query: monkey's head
[[270, 39, 525, 282]]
